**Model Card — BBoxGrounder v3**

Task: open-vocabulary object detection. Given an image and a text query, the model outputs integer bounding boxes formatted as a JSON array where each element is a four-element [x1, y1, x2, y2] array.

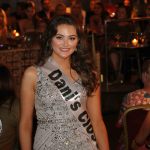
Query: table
[[110, 43, 150, 82]]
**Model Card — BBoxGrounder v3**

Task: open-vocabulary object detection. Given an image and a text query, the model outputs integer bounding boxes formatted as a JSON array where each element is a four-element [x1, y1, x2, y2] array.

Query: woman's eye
[[70, 37, 76, 41], [56, 36, 62, 39]]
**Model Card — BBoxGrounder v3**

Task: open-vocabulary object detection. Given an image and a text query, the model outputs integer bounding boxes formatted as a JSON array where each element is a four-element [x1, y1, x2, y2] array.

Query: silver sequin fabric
[[33, 66, 98, 150]]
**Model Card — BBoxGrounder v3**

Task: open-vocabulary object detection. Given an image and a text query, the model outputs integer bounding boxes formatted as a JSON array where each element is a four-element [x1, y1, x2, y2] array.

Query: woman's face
[[51, 24, 78, 59], [26, 7, 35, 19], [93, 4, 102, 15]]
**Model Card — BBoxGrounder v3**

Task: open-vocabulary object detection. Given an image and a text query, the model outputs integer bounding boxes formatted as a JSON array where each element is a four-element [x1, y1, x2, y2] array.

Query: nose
[[63, 38, 69, 47]]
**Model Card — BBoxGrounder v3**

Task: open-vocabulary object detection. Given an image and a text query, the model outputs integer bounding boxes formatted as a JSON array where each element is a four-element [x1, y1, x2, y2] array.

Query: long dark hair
[[0, 64, 16, 110], [37, 14, 98, 96]]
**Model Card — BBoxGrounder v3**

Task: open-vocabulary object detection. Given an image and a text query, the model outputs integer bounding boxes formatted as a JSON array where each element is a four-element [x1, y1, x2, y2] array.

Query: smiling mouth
[[61, 48, 70, 52]]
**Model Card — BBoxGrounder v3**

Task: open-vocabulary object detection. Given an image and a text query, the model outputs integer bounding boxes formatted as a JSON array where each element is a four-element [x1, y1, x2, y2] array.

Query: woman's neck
[[51, 55, 71, 70]]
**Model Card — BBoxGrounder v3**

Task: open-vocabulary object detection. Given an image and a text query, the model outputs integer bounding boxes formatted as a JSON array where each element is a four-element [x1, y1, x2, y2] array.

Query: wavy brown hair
[[37, 14, 99, 96]]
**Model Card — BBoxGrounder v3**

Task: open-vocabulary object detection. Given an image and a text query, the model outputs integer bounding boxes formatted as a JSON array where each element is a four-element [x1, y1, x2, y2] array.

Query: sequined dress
[[33, 59, 98, 150]]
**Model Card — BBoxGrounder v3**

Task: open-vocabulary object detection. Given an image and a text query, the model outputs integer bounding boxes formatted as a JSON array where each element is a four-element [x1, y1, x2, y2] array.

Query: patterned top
[[33, 63, 97, 150], [117, 89, 150, 127]]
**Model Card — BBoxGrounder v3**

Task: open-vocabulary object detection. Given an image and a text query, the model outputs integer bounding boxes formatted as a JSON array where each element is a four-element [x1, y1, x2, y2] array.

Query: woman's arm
[[132, 111, 150, 149], [19, 66, 36, 150], [87, 85, 109, 150]]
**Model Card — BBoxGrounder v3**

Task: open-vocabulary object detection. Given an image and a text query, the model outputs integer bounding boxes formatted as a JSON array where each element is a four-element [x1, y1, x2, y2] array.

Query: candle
[[66, 7, 71, 14], [132, 38, 138, 46]]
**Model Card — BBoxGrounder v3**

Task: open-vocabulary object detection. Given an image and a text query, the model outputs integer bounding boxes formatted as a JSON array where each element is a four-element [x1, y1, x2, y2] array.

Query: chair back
[[123, 105, 150, 150]]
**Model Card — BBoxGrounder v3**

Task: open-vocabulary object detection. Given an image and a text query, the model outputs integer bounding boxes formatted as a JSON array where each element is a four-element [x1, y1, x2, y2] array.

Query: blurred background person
[[1, 2, 19, 33], [0, 64, 20, 150], [107, 3, 134, 83], [51, 0, 64, 10], [34, 15, 47, 33], [116, 59, 150, 150], [53, 3, 66, 17], [12, 2, 27, 21], [0, 8, 8, 44], [89, 2, 108, 35], [85, 0, 96, 28], [70, 1, 85, 30], [35, 0, 53, 26], [18, 1, 36, 35], [131, 111, 150, 150], [131, 0, 147, 18]]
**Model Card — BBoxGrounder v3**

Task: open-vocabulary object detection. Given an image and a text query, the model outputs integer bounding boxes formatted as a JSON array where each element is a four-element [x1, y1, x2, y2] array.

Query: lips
[[60, 48, 70, 52]]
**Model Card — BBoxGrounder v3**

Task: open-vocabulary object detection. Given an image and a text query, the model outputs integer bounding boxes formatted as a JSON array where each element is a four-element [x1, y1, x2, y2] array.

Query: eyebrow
[[56, 33, 78, 37]]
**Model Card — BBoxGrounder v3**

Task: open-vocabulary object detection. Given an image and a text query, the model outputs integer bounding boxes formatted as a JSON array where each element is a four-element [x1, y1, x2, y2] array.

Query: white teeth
[[61, 48, 69, 51]]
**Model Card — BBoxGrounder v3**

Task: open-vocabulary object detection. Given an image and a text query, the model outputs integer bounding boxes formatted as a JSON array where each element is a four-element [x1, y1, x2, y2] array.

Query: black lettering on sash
[[74, 95, 80, 100], [60, 86, 72, 97], [48, 69, 62, 80], [86, 124, 93, 134], [47, 67, 97, 145], [55, 79, 65, 89], [91, 135, 96, 141], [83, 118, 90, 127], [65, 91, 78, 101], [78, 111, 88, 122], [70, 101, 81, 111]]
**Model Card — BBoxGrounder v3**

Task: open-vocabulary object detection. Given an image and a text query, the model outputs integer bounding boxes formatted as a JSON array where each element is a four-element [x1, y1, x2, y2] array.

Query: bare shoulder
[[22, 66, 37, 82], [24, 66, 36, 75]]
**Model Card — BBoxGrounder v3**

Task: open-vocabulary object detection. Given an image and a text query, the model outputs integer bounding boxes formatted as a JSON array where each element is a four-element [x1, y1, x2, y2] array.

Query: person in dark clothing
[[0, 64, 20, 150], [35, 0, 53, 25]]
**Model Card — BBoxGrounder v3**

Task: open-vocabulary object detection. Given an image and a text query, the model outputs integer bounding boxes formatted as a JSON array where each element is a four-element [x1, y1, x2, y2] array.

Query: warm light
[[124, 0, 130, 6], [15, 32, 20, 37], [12, 30, 20, 37], [66, 7, 71, 14], [13, 30, 16, 34], [132, 38, 138, 46], [110, 12, 115, 18]]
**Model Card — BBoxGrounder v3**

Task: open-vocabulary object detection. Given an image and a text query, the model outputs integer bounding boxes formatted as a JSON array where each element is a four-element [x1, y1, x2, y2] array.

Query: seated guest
[[0, 8, 8, 44], [107, 4, 135, 82], [18, 1, 36, 35], [34, 16, 47, 33], [1, 3, 19, 32], [116, 59, 150, 149], [0, 64, 20, 150], [70, 1, 85, 30], [89, 2, 108, 36], [35, 0, 53, 26], [12, 2, 27, 21], [85, 0, 96, 26], [53, 3, 66, 17], [131, 111, 150, 150]]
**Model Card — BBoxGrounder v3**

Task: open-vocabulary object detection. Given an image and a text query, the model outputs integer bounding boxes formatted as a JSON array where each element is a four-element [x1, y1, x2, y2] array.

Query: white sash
[[43, 58, 98, 149]]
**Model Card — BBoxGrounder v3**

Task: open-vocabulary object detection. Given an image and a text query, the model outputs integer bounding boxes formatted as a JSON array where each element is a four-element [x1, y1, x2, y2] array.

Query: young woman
[[19, 14, 109, 150]]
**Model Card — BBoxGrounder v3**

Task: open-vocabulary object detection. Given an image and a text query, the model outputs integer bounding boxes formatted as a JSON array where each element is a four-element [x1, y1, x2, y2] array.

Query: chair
[[123, 105, 150, 150]]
